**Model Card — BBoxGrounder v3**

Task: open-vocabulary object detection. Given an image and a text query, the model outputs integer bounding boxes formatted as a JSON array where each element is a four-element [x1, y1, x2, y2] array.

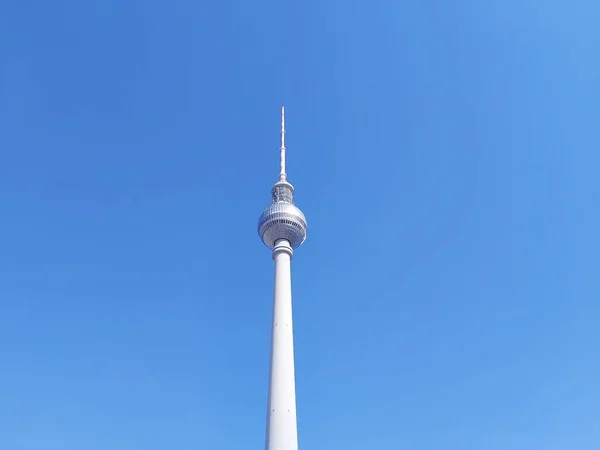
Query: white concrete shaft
[[265, 239, 298, 450]]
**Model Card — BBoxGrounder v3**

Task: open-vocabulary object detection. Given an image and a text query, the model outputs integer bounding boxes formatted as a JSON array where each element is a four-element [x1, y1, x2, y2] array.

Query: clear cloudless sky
[[0, 0, 599, 449]]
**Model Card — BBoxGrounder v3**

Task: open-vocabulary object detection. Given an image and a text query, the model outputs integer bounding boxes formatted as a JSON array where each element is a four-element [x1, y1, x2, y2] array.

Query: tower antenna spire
[[279, 106, 286, 181]]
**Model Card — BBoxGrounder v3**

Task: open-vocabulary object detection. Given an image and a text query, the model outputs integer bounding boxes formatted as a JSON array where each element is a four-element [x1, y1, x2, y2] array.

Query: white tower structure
[[258, 107, 307, 450]]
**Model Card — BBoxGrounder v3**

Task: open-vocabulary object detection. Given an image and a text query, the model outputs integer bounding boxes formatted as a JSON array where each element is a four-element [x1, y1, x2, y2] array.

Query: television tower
[[258, 107, 307, 450]]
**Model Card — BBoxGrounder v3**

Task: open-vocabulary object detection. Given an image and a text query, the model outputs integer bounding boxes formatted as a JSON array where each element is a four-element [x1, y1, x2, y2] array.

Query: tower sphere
[[258, 182, 307, 249]]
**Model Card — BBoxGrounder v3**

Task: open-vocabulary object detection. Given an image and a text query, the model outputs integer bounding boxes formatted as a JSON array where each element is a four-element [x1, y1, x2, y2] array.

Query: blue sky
[[1, 0, 598, 448]]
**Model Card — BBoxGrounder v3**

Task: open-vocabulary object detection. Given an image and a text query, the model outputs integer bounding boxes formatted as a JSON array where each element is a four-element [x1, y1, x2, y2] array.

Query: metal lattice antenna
[[279, 106, 286, 181]]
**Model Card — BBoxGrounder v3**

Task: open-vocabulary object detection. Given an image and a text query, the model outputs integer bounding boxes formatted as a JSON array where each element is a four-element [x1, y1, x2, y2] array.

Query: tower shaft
[[265, 239, 298, 450]]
